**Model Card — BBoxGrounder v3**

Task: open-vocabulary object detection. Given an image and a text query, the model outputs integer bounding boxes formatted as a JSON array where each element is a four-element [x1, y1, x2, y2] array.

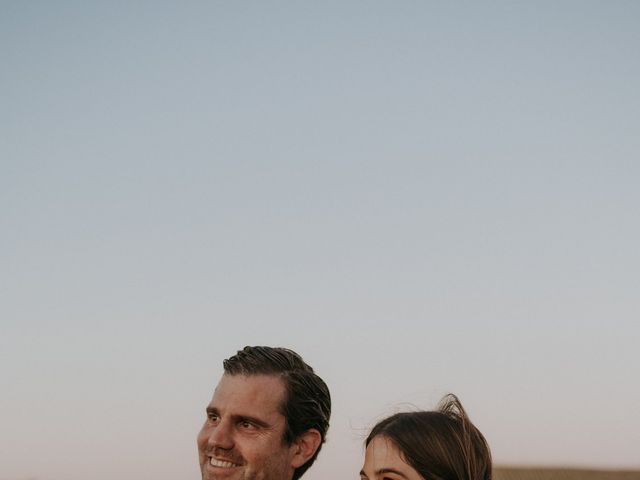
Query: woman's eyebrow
[[376, 468, 408, 478], [358, 468, 408, 478]]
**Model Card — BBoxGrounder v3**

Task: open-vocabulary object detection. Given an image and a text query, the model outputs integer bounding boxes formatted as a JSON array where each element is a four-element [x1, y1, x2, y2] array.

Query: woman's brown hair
[[365, 394, 492, 480]]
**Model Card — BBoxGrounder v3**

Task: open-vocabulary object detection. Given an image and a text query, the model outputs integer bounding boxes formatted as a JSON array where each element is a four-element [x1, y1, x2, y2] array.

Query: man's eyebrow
[[231, 414, 270, 428], [204, 407, 270, 428]]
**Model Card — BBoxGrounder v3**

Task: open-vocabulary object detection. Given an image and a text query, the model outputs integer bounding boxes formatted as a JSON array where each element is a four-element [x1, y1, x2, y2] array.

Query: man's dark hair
[[223, 346, 331, 480], [366, 394, 492, 480]]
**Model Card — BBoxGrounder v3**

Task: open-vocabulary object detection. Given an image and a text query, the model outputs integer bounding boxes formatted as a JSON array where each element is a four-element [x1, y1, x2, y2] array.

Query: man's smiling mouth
[[210, 458, 241, 468]]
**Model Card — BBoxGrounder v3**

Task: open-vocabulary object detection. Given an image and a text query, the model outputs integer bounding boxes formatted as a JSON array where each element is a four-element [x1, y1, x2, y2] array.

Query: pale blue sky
[[2, 2, 639, 480]]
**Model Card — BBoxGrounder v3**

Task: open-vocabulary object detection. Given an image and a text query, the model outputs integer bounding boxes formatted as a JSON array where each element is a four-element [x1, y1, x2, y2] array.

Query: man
[[197, 346, 331, 480]]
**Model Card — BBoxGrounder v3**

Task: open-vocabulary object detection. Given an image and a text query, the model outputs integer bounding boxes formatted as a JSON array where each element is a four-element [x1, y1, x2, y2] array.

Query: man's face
[[197, 374, 297, 480]]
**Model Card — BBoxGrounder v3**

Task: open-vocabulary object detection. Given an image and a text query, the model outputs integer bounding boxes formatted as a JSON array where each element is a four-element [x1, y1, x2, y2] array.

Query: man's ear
[[290, 429, 322, 469]]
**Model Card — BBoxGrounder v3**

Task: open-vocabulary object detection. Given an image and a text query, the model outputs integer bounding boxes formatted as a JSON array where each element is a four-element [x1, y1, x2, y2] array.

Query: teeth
[[210, 458, 238, 468]]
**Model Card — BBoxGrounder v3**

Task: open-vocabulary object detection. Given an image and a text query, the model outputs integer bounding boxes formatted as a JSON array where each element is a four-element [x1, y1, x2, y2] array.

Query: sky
[[2, 1, 639, 479]]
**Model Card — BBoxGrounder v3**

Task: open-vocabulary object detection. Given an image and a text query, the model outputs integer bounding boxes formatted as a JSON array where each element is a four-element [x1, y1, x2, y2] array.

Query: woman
[[360, 394, 492, 480]]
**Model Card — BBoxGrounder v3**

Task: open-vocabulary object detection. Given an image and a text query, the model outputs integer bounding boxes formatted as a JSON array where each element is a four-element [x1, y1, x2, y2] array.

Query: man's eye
[[207, 413, 219, 422], [239, 420, 254, 429]]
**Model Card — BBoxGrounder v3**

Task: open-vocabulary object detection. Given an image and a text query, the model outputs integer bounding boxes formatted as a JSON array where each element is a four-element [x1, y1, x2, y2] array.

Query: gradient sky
[[2, 2, 639, 480]]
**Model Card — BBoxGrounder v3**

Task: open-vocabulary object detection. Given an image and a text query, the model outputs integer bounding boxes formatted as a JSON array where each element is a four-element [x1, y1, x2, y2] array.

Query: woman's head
[[361, 394, 492, 480]]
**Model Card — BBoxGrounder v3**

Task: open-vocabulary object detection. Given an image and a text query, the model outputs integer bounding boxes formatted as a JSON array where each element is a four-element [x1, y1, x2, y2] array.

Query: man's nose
[[207, 419, 234, 450]]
